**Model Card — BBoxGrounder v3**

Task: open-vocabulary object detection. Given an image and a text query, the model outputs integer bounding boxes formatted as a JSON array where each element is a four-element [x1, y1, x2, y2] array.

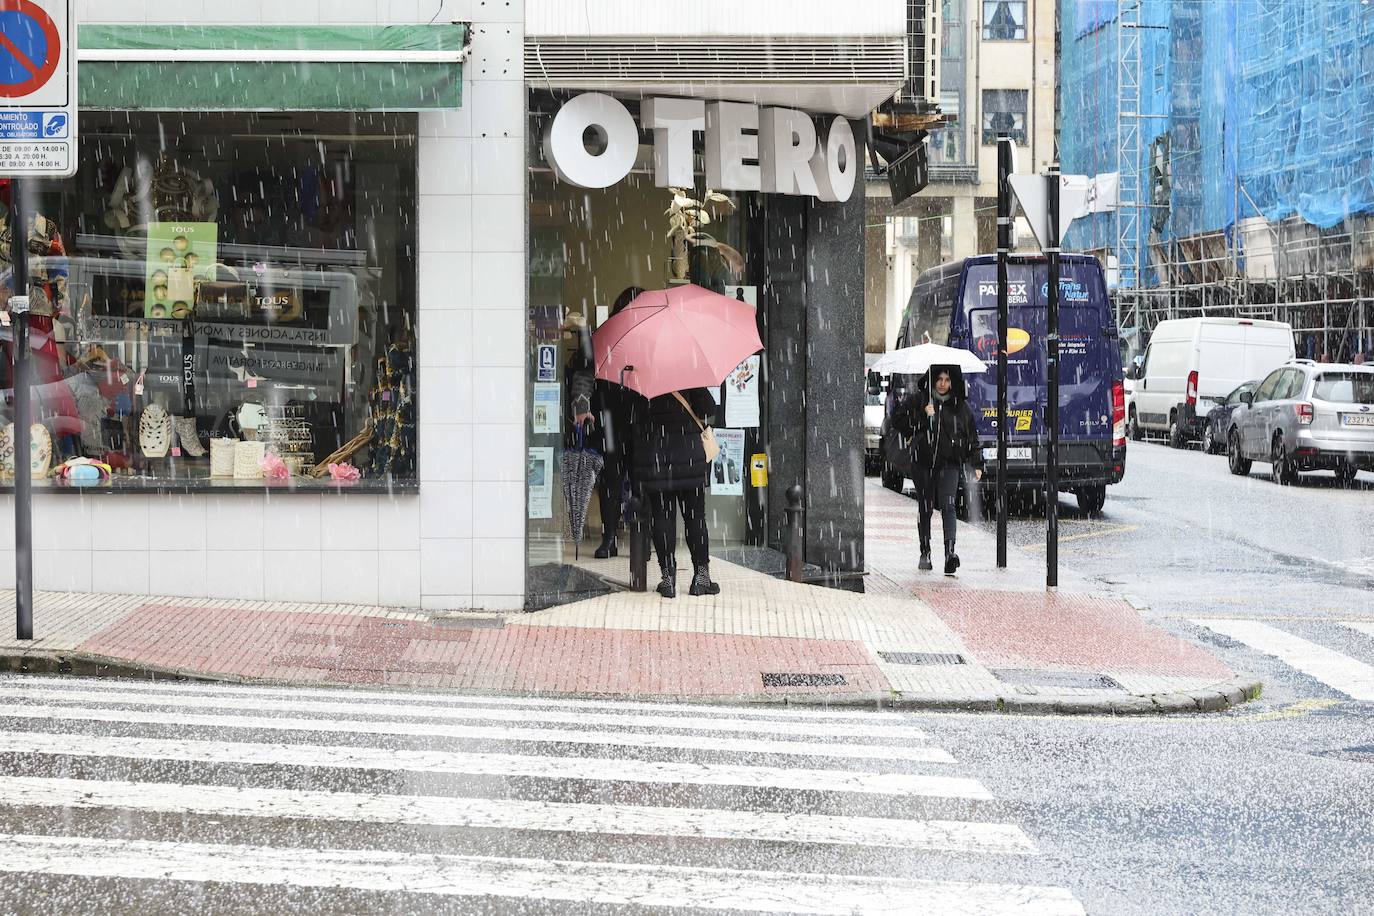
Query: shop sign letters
[[543, 93, 858, 203]]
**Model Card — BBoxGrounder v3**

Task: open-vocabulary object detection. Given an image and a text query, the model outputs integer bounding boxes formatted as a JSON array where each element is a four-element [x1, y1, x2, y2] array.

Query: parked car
[[1202, 380, 1258, 454], [1129, 317, 1294, 447], [864, 372, 886, 474], [881, 253, 1125, 514], [1227, 360, 1374, 484]]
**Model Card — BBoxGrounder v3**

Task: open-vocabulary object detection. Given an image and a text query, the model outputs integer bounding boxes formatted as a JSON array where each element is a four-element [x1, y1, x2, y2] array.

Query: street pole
[[995, 135, 1011, 569], [11, 179, 33, 639], [1045, 165, 1061, 589]]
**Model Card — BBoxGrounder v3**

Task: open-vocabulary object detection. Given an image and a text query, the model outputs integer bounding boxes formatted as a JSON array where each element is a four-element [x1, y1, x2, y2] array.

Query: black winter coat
[[629, 387, 716, 492], [912, 368, 984, 473]]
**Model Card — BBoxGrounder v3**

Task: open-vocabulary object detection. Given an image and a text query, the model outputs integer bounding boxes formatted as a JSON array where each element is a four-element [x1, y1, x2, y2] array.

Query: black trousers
[[647, 486, 710, 568], [597, 450, 626, 538], [916, 466, 961, 549]]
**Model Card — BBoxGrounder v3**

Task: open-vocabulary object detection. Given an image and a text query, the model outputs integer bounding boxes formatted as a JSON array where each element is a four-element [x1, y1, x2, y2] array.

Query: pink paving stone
[[919, 588, 1235, 678], [75, 606, 891, 697]]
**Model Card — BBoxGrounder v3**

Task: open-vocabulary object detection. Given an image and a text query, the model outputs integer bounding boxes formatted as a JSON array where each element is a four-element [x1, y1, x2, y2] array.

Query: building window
[[982, 90, 1029, 145], [983, 1, 1027, 41], [1, 111, 419, 491]]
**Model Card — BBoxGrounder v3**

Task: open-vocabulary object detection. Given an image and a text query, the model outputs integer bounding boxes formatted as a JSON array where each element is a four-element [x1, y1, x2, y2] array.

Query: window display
[[0, 111, 419, 490]]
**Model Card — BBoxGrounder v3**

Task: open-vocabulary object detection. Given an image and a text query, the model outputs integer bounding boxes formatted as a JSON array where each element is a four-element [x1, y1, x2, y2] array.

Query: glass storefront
[[2, 111, 418, 490], [525, 93, 767, 605]]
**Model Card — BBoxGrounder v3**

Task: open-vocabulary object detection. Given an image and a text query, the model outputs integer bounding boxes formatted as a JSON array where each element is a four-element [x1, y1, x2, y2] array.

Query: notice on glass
[[532, 383, 561, 434], [528, 447, 554, 519], [710, 428, 746, 497], [724, 355, 760, 428]]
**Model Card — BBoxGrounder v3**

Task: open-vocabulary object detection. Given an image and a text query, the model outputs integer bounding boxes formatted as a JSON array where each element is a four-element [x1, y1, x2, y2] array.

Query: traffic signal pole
[[995, 136, 1011, 569]]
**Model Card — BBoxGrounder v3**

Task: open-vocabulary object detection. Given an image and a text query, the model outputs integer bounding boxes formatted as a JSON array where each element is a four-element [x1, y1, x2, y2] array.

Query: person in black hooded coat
[[912, 365, 984, 576], [628, 386, 721, 598]]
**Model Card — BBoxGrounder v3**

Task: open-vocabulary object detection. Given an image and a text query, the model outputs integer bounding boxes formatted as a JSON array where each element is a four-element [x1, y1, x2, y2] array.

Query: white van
[[1129, 317, 1295, 447]]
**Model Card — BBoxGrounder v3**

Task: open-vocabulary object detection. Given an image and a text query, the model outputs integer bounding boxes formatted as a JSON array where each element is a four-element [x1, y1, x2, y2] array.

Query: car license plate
[[1342, 414, 1374, 427], [983, 447, 1032, 461]]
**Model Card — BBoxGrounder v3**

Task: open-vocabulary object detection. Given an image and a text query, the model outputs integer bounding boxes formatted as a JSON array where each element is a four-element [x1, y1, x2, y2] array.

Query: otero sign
[[543, 93, 859, 203]]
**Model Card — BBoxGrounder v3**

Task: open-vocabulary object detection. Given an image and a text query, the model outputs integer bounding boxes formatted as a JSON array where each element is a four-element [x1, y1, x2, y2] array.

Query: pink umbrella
[[592, 284, 763, 399]]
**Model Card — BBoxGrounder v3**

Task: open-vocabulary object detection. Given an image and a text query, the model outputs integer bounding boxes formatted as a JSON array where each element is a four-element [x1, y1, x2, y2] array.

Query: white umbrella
[[870, 343, 987, 376]]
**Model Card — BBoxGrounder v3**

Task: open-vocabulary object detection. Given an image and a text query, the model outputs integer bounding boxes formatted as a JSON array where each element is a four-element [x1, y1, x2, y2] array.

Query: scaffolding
[[1060, 0, 1374, 360]]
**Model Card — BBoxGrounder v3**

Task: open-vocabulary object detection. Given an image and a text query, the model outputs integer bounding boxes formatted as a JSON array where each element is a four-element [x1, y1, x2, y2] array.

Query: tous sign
[[542, 93, 859, 203]]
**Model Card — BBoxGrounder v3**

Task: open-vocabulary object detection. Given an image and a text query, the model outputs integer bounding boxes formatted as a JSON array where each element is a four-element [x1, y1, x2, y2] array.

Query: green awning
[[76, 25, 468, 111]]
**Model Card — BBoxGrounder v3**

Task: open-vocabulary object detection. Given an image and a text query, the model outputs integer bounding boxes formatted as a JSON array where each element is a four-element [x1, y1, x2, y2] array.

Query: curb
[[1, 649, 1263, 716]]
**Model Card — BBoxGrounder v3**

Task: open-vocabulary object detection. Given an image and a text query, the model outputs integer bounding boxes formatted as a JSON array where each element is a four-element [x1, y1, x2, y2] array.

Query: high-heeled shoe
[[174, 417, 206, 457], [593, 535, 618, 559]]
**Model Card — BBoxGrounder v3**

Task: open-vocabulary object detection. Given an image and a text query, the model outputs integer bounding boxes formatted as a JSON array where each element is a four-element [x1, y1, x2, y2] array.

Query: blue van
[[878, 254, 1127, 514]]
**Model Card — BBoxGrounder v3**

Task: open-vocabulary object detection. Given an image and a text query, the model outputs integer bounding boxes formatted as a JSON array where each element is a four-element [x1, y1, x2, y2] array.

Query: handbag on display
[[0, 423, 53, 478], [672, 391, 721, 464]]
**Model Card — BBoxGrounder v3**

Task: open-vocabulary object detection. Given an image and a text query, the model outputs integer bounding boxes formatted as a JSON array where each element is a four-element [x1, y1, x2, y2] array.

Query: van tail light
[[1297, 402, 1314, 425], [1112, 381, 1127, 446], [1186, 371, 1199, 406]]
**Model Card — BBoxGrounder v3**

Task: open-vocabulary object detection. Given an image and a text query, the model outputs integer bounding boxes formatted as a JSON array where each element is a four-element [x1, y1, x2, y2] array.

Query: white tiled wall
[[25, 2, 529, 611]]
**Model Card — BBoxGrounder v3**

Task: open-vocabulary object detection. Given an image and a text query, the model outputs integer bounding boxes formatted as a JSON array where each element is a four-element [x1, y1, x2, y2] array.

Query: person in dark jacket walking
[[913, 366, 984, 576], [566, 287, 644, 558], [628, 386, 721, 598]]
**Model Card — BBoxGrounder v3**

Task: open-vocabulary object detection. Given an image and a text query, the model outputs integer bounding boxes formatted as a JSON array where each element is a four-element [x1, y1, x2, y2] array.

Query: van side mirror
[[1240, 391, 1254, 406]]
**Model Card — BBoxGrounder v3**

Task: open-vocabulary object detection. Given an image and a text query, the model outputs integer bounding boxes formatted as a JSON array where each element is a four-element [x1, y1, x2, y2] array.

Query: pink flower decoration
[[328, 462, 361, 481], [260, 452, 291, 480]]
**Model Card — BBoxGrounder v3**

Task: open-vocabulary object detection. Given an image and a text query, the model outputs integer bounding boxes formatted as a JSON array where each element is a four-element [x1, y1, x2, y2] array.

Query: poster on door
[[710, 428, 746, 497], [724, 355, 760, 428], [528, 447, 554, 519]]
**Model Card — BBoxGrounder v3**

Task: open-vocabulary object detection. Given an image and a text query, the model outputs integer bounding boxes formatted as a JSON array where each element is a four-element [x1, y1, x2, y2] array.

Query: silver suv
[[1227, 360, 1374, 485]]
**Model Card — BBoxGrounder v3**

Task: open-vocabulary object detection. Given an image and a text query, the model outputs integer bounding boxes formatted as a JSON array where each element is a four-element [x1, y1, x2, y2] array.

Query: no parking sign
[[0, 0, 75, 177]]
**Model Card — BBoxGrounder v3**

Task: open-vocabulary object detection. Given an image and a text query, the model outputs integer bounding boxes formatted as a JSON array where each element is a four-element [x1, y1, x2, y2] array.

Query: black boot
[[593, 535, 618, 559], [688, 563, 721, 596], [918, 541, 933, 571], [656, 558, 677, 598], [943, 540, 960, 577]]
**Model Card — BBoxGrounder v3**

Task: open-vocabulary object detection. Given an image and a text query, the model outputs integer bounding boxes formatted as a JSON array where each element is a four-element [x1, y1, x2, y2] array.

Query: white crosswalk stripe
[[1193, 618, 1374, 702], [0, 675, 1085, 914]]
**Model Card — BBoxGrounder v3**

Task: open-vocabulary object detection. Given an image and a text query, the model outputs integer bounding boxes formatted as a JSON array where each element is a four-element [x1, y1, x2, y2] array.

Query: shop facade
[[1, 2, 528, 610], [522, 4, 908, 607]]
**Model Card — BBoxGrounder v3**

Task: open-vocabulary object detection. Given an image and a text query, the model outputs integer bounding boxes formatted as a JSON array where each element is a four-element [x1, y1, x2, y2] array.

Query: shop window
[[981, 90, 1029, 145], [1, 112, 418, 490], [983, 1, 1027, 41]]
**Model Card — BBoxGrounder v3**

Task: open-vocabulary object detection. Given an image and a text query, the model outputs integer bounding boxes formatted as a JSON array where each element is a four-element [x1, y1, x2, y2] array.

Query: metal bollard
[[785, 484, 805, 582], [628, 490, 651, 592]]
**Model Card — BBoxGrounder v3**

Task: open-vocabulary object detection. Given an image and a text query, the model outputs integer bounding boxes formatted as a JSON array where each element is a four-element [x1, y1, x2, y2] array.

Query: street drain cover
[[431, 616, 506, 629], [762, 673, 847, 688], [879, 652, 967, 666], [991, 669, 1123, 690]]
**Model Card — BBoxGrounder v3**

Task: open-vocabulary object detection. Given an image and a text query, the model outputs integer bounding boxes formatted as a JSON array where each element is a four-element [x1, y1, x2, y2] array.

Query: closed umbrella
[[560, 425, 604, 558], [592, 284, 764, 398]]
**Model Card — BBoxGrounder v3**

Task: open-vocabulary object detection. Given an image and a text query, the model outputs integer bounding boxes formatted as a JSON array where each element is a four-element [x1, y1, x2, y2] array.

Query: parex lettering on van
[[543, 92, 858, 202]]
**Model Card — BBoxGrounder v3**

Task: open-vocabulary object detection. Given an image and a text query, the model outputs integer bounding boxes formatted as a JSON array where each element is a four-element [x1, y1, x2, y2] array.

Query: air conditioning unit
[[901, 0, 941, 107]]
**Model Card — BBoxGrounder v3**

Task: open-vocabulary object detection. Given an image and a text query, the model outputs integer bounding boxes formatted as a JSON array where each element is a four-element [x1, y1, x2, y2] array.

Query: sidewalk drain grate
[[431, 616, 506, 629], [879, 652, 967, 666], [991, 669, 1123, 691], [762, 673, 847, 688]]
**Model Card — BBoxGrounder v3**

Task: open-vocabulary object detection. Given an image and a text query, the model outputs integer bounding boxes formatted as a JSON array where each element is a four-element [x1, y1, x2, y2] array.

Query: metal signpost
[[2, 0, 77, 639], [995, 136, 1012, 569], [1044, 165, 1061, 588]]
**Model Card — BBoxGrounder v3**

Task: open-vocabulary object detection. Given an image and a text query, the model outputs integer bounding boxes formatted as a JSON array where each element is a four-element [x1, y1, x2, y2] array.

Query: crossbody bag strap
[[671, 391, 706, 432]]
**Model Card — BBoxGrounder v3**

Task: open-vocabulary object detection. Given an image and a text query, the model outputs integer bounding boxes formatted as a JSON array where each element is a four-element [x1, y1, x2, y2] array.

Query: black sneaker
[[918, 551, 933, 571]]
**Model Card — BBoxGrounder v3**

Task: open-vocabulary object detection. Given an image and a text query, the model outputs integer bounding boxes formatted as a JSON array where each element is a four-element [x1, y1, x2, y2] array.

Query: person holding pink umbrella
[[593, 285, 764, 598]]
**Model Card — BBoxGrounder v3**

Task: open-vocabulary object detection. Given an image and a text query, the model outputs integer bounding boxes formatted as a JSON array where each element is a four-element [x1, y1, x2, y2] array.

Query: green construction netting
[[77, 24, 466, 111]]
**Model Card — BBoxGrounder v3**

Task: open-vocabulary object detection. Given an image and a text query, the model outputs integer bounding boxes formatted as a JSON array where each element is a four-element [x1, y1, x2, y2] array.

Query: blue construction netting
[[1058, 0, 1374, 282]]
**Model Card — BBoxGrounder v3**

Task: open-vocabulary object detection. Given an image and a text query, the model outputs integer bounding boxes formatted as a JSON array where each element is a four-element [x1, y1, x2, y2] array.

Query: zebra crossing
[[0, 674, 1085, 914], [1192, 618, 1374, 703]]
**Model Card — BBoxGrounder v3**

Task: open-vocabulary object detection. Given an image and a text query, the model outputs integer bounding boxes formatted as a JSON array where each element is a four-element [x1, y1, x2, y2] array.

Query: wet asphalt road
[[0, 442, 1370, 914]]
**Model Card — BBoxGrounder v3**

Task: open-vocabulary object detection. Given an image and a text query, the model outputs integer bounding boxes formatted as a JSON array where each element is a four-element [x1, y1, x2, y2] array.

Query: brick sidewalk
[[0, 483, 1256, 712]]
